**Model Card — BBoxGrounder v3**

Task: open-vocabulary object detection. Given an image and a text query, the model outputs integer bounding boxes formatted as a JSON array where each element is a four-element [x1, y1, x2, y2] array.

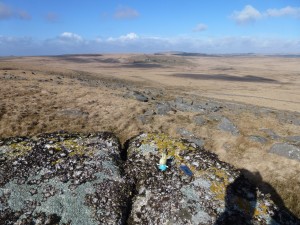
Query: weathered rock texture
[[125, 133, 300, 225], [0, 132, 130, 225], [1, 132, 299, 225]]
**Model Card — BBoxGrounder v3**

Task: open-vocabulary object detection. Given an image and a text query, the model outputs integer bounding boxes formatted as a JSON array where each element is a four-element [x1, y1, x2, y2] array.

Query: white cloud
[[120, 32, 139, 41], [1, 33, 300, 56], [59, 32, 83, 42], [232, 5, 300, 25], [266, 6, 300, 18], [193, 23, 208, 32], [114, 6, 139, 19], [108, 33, 139, 42], [231, 5, 262, 24]]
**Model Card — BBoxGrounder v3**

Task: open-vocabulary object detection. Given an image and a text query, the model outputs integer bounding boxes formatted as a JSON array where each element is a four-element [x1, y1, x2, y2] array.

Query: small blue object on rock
[[158, 164, 168, 171], [179, 165, 193, 176]]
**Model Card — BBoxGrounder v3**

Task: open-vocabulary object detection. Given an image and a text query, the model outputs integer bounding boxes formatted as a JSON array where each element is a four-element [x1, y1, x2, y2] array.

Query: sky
[[0, 0, 300, 56]]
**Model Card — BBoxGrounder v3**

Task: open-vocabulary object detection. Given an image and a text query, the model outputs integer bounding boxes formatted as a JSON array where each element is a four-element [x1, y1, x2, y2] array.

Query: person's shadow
[[214, 169, 300, 225]]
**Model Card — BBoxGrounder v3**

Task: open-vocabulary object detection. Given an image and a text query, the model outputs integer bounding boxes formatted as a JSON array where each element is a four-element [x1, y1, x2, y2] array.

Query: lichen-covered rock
[[1, 132, 299, 225], [0, 132, 130, 225], [125, 133, 300, 225]]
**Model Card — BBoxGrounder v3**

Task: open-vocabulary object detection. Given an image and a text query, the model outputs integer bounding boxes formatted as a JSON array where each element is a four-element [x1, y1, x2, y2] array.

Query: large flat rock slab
[[269, 143, 300, 161], [218, 117, 239, 136], [125, 133, 299, 225], [0, 132, 130, 225]]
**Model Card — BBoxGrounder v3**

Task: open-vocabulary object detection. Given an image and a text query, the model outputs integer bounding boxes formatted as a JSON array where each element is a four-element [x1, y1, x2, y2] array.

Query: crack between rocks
[[120, 137, 136, 225]]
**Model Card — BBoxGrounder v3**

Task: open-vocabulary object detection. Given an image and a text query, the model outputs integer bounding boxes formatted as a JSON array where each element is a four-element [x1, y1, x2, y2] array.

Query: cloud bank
[[266, 6, 300, 18], [1, 32, 299, 56], [232, 5, 300, 24]]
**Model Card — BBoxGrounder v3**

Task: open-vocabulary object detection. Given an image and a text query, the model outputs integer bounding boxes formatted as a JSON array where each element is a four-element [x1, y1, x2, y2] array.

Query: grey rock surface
[[1, 132, 299, 225], [176, 128, 205, 147], [218, 117, 239, 135], [249, 135, 268, 144], [0, 132, 130, 225], [193, 115, 206, 126], [276, 112, 300, 126], [261, 129, 280, 140], [124, 91, 148, 102], [125, 133, 299, 225], [137, 115, 152, 124], [155, 102, 172, 115], [171, 97, 222, 113], [286, 136, 300, 145], [176, 127, 194, 137], [269, 143, 300, 161]]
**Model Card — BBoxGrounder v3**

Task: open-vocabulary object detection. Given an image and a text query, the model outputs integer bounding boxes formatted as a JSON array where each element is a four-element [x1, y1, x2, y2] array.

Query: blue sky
[[0, 0, 299, 55]]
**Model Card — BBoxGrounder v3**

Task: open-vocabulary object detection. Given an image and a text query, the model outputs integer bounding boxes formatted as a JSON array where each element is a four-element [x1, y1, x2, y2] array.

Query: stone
[[208, 113, 223, 122], [176, 127, 193, 137], [125, 133, 299, 225], [155, 102, 172, 115], [193, 115, 206, 126], [196, 101, 222, 113], [276, 112, 300, 126], [286, 136, 300, 145], [125, 91, 148, 102], [137, 115, 152, 124], [172, 98, 222, 114], [261, 129, 280, 140], [218, 117, 239, 135], [269, 143, 300, 161], [248, 135, 268, 144], [176, 128, 205, 148], [189, 137, 205, 148], [1, 132, 299, 224], [0, 132, 131, 225]]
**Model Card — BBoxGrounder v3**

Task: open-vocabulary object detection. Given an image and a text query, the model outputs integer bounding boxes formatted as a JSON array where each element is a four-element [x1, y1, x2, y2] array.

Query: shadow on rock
[[215, 169, 300, 225], [214, 169, 257, 225], [242, 169, 300, 225]]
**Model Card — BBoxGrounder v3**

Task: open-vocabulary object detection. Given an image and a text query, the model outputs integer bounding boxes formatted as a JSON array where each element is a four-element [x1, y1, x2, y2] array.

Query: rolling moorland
[[0, 53, 300, 220]]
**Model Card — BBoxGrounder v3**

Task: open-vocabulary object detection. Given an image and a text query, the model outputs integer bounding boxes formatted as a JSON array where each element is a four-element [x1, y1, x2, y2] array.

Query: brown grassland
[[0, 54, 299, 217]]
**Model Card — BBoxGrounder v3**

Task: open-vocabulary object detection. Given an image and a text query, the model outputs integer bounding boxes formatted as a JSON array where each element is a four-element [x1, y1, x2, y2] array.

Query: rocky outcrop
[[124, 91, 149, 102], [125, 133, 299, 225], [0, 132, 130, 225], [1, 132, 299, 225]]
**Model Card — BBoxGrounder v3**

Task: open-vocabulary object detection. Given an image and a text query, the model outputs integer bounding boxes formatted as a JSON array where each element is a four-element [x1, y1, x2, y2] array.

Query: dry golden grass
[[0, 54, 299, 217]]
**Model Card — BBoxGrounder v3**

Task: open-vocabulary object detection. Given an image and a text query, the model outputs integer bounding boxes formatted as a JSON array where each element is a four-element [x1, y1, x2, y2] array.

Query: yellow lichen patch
[[6, 141, 32, 159], [208, 167, 230, 201], [142, 133, 193, 163], [46, 138, 95, 157], [51, 158, 63, 165], [253, 202, 268, 217], [208, 167, 230, 187], [210, 181, 227, 201], [61, 139, 92, 156]]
